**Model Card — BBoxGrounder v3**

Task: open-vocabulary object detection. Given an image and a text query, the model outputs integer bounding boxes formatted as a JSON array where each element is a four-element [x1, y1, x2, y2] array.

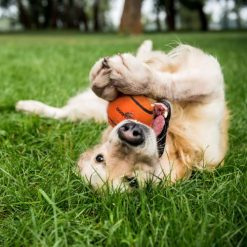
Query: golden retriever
[[16, 40, 229, 190]]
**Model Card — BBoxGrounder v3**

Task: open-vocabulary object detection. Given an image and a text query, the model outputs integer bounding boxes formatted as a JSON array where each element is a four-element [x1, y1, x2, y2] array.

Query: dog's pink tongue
[[152, 115, 165, 136]]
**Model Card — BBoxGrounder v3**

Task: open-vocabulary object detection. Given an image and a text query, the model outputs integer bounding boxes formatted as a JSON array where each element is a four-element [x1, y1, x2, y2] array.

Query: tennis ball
[[107, 95, 155, 127]]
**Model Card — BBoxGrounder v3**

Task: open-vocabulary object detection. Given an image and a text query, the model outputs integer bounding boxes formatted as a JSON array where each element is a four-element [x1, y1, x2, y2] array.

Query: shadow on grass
[[0, 105, 15, 112]]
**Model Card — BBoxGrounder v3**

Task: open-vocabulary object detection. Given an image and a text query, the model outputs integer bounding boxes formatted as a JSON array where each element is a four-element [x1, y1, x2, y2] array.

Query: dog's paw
[[16, 100, 46, 115], [90, 58, 118, 101], [107, 53, 152, 95], [90, 54, 152, 101], [89, 58, 105, 82]]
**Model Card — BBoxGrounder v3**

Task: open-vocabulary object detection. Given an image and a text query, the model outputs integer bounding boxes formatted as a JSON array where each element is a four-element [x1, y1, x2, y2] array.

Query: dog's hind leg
[[16, 89, 108, 123], [16, 100, 67, 119], [136, 40, 153, 60]]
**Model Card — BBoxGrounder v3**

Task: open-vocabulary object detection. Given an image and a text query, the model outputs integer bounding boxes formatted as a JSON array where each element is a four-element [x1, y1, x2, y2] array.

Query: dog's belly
[[184, 99, 226, 167], [166, 99, 226, 170]]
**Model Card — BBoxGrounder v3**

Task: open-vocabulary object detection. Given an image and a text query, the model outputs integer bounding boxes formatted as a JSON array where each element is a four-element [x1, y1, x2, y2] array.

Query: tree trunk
[[17, 0, 32, 29], [93, 0, 101, 32], [67, 0, 76, 28], [222, 0, 230, 29], [50, 0, 58, 29], [235, 2, 242, 29], [43, 0, 54, 28], [179, 0, 209, 31], [29, 2, 40, 29], [119, 0, 142, 34], [164, 0, 176, 31], [81, 6, 89, 32], [198, 3, 208, 31], [155, 5, 161, 32]]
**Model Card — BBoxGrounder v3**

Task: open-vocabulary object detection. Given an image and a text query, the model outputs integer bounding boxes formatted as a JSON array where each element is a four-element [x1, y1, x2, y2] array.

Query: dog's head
[[78, 120, 162, 189], [78, 102, 171, 190]]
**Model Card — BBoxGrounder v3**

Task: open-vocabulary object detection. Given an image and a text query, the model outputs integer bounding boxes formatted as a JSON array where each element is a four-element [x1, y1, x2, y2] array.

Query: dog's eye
[[95, 154, 104, 163]]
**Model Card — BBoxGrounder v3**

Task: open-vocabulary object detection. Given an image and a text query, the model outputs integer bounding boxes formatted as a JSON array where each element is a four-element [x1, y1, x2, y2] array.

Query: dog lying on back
[[16, 40, 229, 190]]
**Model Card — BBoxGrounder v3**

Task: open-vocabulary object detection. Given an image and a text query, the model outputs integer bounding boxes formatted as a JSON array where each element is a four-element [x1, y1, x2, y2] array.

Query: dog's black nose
[[118, 122, 144, 146]]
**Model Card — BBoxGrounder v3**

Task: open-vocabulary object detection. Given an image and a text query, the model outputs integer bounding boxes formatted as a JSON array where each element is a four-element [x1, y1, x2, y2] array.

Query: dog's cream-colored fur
[[16, 41, 229, 190]]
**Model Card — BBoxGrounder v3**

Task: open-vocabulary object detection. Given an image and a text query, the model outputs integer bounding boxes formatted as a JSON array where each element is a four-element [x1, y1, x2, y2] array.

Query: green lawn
[[0, 32, 246, 246]]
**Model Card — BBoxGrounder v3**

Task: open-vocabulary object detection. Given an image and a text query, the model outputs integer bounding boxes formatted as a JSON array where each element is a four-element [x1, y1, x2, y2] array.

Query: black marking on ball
[[116, 107, 134, 119], [129, 96, 153, 115]]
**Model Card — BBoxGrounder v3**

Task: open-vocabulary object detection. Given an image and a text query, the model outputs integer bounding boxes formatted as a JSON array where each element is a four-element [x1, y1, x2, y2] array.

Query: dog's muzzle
[[117, 100, 171, 156]]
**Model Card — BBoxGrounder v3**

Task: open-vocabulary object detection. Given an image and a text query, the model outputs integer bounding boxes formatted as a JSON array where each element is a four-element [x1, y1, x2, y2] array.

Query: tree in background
[[0, 0, 112, 31], [93, 0, 100, 31], [221, 0, 247, 29], [179, 0, 208, 31], [164, 0, 176, 31], [154, 0, 208, 31], [154, 0, 176, 31], [154, 0, 162, 31], [92, 0, 110, 32], [16, 0, 32, 29], [234, 0, 247, 28], [1, 0, 247, 32], [234, 0, 243, 28], [119, 0, 143, 34], [13, 0, 90, 30]]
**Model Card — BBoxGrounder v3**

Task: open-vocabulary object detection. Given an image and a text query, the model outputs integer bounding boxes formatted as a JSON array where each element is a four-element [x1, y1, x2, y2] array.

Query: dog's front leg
[[115, 53, 223, 102], [91, 51, 224, 102], [90, 54, 152, 100], [90, 53, 170, 100]]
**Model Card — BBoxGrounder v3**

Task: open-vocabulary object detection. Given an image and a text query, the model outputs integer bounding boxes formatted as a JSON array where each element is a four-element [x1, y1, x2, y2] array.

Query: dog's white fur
[[16, 40, 229, 190]]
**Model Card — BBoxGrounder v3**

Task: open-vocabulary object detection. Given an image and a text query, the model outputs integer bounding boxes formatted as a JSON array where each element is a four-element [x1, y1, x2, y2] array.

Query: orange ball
[[107, 95, 155, 127]]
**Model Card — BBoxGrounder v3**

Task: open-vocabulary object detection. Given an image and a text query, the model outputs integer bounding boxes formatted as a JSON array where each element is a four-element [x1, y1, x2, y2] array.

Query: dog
[[16, 40, 229, 190]]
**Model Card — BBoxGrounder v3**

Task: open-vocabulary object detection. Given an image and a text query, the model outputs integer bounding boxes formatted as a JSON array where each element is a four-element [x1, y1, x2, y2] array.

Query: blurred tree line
[[0, 0, 110, 31], [0, 0, 247, 32]]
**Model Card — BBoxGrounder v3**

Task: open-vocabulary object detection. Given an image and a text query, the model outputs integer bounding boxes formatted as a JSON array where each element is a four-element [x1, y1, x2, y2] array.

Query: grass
[[0, 32, 246, 246]]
